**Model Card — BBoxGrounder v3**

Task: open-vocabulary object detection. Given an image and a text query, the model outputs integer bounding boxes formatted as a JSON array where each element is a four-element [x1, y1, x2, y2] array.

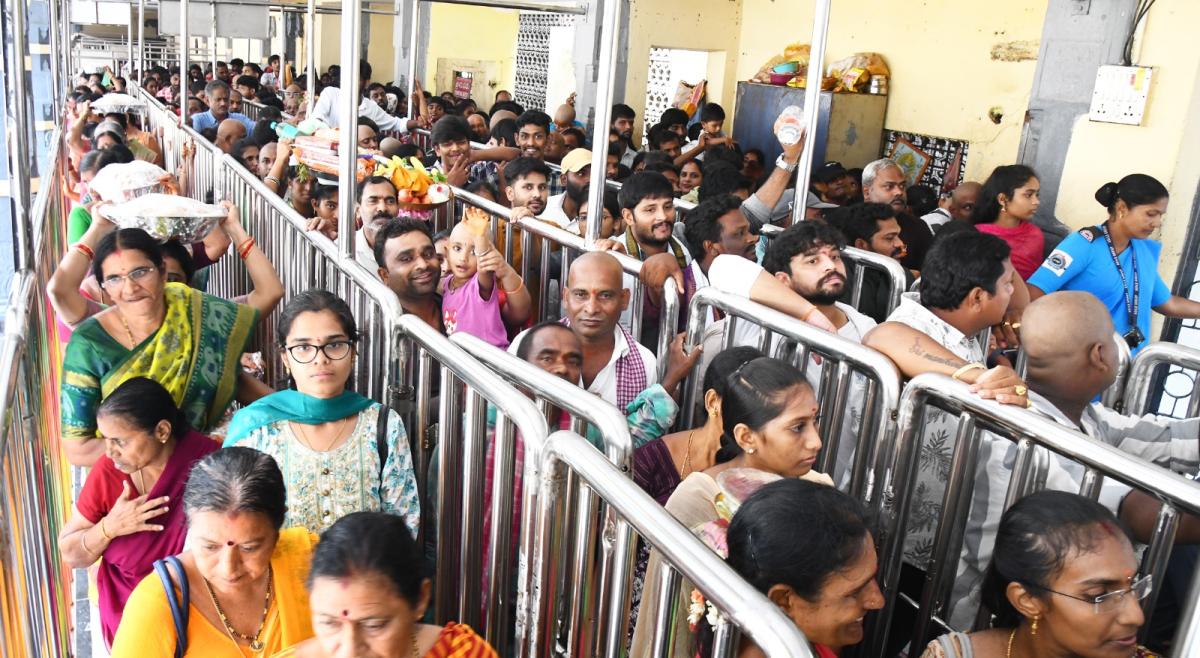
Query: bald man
[[560, 252, 658, 409], [947, 290, 1200, 628], [214, 118, 247, 155], [489, 109, 517, 131], [922, 181, 982, 231]]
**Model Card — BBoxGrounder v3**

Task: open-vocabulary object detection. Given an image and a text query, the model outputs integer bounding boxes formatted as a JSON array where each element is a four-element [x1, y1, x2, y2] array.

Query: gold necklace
[[294, 416, 350, 453], [411, 627, 422, 658], [680, 429, 696, 479], [1006, 628, 1017, 658], [203, 565, 273, 653], [118, 311, 136, 347], [135, 469, 148, 495]]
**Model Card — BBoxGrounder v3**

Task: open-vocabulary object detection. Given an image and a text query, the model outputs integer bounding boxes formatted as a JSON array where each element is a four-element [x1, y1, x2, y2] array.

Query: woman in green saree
[[61, 205, 283, 467]]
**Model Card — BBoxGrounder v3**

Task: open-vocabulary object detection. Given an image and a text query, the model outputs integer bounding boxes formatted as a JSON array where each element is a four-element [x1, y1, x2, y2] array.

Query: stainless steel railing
[[450, 332, 638, 657], [680, 287, 903, 507], [871, 373, 1200, 655], [1123, 342, 1200, 417], [450, 185, 681, 376], [536, 430, 817, 657], [397, 317, 548, 653], [0, 132, 72, 658]]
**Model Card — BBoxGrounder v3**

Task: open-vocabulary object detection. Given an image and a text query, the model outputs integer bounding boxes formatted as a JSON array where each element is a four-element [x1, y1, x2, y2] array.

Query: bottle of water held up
[[775, 105, 804, 145]]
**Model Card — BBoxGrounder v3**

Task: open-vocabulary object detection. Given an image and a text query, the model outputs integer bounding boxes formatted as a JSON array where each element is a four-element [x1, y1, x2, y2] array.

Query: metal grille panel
[[514, 11, 575, 112], [642, 47, 673, 148]]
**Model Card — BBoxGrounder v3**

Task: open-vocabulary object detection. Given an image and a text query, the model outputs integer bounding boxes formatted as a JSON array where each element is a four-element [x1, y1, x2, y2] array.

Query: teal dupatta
[[223, 390, 376, 446]]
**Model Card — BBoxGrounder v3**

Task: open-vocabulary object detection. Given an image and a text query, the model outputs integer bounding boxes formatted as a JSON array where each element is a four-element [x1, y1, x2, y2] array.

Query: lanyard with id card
[[1101, 224, 1144, 349]]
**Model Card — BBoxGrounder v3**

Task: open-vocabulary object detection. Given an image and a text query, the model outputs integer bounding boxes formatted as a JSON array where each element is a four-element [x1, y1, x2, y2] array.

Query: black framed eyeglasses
[[284, 341, 353, 364], [1026, 574, 1152, 615]]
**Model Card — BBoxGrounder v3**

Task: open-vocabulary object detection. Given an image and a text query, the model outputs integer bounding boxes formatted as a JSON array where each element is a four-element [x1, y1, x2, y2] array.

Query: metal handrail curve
[[1122, 342, 1200, 417]]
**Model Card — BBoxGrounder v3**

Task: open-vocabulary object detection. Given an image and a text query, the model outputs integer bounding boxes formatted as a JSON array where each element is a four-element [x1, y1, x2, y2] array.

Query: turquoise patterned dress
[[228, 403, 420, 535]]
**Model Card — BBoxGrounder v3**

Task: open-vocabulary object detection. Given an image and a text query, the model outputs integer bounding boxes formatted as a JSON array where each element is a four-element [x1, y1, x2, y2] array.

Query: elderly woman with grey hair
[[110, 448, 317, 657]]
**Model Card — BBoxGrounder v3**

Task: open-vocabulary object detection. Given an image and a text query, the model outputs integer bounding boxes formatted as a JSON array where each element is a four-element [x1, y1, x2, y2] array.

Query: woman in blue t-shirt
[[1028, 174, 1200, 353]]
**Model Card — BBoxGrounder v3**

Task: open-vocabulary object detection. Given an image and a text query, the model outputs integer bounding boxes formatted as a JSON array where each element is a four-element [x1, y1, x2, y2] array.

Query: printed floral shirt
[[230, 403, 420, 536], [885, 293, 986, 566]]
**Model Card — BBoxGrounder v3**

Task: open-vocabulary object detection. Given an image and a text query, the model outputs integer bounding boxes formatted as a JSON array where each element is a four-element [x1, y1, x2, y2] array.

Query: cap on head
[[560, 148, 593, 174]]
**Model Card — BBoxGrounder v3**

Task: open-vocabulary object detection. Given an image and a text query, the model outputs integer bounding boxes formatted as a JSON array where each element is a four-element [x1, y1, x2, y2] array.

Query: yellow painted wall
[[1054, 1, 1200, 294], [425, 5, 519, 99], [624, 0, 743, 146], [734, 0, 1047, 179]]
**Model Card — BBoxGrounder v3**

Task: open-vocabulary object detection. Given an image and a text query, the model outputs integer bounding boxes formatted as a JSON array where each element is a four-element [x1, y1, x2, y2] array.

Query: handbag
[[152, 555, 189, 658]]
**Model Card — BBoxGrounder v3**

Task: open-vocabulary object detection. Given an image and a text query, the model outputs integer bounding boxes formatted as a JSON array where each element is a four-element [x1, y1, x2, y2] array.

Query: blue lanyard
[[1101, 224, 1139, 327]]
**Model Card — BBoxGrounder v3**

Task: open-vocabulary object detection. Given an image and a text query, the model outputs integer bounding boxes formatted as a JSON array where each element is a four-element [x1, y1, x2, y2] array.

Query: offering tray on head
[[104, 193, 226, 243], [90, 93, 147, 114]]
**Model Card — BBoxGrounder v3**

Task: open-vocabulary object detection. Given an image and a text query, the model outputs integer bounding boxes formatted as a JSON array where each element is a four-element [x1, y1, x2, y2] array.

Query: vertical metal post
[[336, 0, 362, 260], [128, 6, 134, 76], [5, 0, 33, 269], [306, 0, 316, 113], [584, 0, 621, 247], [138, 0, 146, 86], [47, 0, 63, 117], [210, 3, 219, 77], [180, 0, 191, 127], [407, 0, 421, 119], [788, 0, 832, 227]]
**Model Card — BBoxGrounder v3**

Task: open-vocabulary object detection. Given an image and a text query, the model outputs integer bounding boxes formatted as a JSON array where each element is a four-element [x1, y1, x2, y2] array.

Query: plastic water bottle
[[776, 105, 804, 145]]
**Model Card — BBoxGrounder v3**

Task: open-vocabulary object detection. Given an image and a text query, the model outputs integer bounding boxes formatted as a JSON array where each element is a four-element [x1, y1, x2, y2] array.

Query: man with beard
[[542, 148, 590, 228], [825, 201, 916, 324], [861, 158, 932, 271], [374, 218, 443, 331], [611, 103, 638, 167]]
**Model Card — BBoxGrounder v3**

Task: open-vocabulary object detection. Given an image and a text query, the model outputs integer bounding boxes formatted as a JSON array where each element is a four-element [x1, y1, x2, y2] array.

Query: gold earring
[[1031, 615, 1038, 636]]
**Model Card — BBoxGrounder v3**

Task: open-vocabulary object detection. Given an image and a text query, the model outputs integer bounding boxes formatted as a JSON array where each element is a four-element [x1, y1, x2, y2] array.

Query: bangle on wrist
[[98, 517, 112, 540], [80, 530, 95, 556], [951, 362, 987, 382], [238, 237, 257, 260], [73, 243, 95, 260], [503, 279, 526, 295]]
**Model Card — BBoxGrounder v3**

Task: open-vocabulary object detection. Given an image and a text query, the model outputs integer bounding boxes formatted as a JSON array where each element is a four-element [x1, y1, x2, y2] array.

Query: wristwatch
[[776, 154, 797, 172]]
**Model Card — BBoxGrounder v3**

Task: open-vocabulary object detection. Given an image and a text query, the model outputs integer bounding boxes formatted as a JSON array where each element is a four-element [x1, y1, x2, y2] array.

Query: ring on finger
[[1013, 384, 1028, 396]]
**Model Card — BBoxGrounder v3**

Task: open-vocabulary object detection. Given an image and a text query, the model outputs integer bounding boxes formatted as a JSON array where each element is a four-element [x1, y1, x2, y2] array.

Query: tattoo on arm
[[908, 337, 962, 368]]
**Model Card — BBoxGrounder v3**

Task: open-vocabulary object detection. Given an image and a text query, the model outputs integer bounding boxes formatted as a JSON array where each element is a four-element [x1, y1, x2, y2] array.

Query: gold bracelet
[[80, 530, 95, 556], [504, 279, 526, 295], [951, 362, 987, 382], [98, 517, 112, 540]]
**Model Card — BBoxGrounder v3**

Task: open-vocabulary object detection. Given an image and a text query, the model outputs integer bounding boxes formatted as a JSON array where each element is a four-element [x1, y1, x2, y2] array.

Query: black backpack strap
[[376, 405, 390, 483], [153, 556, 189, 658]]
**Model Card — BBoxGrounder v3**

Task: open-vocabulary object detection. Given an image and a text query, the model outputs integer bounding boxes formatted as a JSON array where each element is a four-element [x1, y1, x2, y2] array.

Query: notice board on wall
[[882, 129, 969, 194]]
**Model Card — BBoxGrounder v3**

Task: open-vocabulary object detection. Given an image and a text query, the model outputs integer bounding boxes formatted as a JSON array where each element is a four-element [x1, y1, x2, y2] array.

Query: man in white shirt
[[309, 60, 417, 135], [557, 252, 657, 408], [541, 148, 591, 229]]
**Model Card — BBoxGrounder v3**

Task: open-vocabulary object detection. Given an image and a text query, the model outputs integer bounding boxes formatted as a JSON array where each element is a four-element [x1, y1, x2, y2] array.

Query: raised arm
[[49, 214, 115, 326], [862, 321, 1029, 405], [746, 126, 805, 225], [263, 137, 292, 195], [219, 201, 283, 319]]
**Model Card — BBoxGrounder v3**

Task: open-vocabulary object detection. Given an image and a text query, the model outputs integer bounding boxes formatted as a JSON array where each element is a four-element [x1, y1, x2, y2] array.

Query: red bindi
[[341, 610, 349, 617], [226, 540, 235, 546]]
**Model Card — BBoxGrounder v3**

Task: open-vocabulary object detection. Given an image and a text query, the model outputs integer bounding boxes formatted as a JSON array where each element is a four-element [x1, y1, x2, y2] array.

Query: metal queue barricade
[[239, 98, 269, 122], [870, 373, 1200, 656], [396, 318, 549, 653], [449, 332, 637, 657], [679, 287, 903, 518], [538, 430, 816, 658], [1123, 342, 1200, 417], [0, 135, 73, 658], [450, 186, 681, 380]]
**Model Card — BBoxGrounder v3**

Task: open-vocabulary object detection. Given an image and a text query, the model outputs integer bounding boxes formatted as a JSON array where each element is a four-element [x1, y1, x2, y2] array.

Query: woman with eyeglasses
[[921, 490, 1158, 658], [224, 291, 420, 536], [61, 216, 282, 468]]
